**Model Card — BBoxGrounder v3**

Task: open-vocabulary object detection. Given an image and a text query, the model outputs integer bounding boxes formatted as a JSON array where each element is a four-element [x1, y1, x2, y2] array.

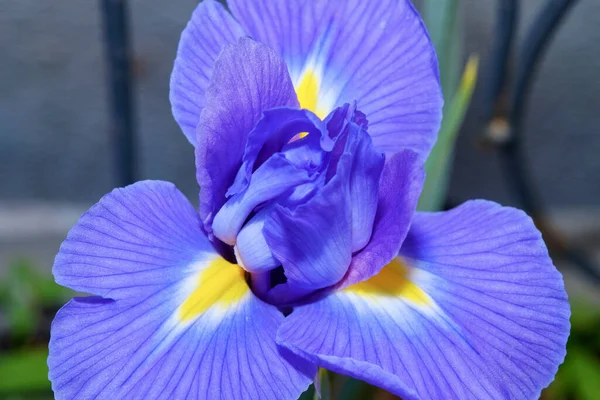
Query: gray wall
[[452, 0, 600, 207], [0, 0, 598, 207]]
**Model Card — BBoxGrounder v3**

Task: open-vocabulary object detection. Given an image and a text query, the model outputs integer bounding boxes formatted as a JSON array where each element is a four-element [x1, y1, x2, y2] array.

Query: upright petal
[[49, 181, 314, 399], [265, 146, 423, 307], [264, 155, 353, 290], [263, 186, 352, 292], [340, 149, 424, 287], [196, 38, 299, 236], [170, 0, 246, 145], [338, 122, 385, 253], [278, 201, 570, 399], [228, 0, 442, 157]]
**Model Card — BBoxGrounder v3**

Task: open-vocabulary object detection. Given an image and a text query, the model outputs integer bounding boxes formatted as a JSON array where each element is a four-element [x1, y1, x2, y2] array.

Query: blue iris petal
[[218, 101, 379, 280], [170, 0, 245, 145], [278, 201, 570, 399], [262, 121, 383, 292], [227, 107, 326, 198], [49, 181, 315, 399], [212, 153, 315, 246], [195, 38, 299, 237], [227, 0, 442, 158], [235, 206, 280, 273]]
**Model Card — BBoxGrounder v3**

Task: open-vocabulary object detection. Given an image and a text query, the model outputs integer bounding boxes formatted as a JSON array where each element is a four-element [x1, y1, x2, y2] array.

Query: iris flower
[[48, 1, 569, 399]]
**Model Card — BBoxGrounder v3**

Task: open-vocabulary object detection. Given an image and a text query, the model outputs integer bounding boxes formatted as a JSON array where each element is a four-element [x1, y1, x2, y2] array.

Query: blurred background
[[0, 0, 598, 398]]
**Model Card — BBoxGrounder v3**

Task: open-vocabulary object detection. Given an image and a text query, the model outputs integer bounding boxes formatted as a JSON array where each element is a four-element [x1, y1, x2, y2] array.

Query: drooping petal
[[49, 181, 314, 399], [53, 180, 212, 299], [228, 0, 442, 157], [196, 38, 299, 236], [278, 201, 570, 399], [170, 0, 246, 145]]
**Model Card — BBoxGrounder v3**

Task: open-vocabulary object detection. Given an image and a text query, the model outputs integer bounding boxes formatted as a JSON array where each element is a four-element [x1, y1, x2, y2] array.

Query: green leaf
[[0, 348, 51, 393], [570, 347, 600, 400], [298, 384, 316, 400], [418, 55, 479, 211], [337, 377, 374, 400], [419, 1, 473, 212], [569, 298, 600, 331], [6, 301, 36, 341], [313, 368, 331, 400], [423, 0, 462, 98], [3, 260, 36, 340], [7, 258, 71, 305]]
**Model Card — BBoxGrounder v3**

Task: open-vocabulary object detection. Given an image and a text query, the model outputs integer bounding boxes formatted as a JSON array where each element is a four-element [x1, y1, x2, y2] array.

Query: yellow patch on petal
[[345, 257, 432, 306], [295, 69, 327, 120], [178, 257, 248, 322]]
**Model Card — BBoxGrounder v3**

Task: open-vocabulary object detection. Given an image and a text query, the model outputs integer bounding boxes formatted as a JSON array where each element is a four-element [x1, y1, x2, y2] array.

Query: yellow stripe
[[345, 257, 432, 306], [295, 69, 327, 120], [178, 257, 248, 322]]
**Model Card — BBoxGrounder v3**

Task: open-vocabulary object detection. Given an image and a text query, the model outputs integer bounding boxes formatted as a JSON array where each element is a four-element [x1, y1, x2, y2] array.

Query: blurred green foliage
[[0, 349, 50, 393], [314, 368, 331, 400], [1, 258, 70, 343], [0, 258, 71, 396], [544, 299, 600, 400]]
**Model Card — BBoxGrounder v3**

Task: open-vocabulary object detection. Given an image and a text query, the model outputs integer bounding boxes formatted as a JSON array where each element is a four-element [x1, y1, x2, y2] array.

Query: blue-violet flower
[[48, 1, 570, 399]]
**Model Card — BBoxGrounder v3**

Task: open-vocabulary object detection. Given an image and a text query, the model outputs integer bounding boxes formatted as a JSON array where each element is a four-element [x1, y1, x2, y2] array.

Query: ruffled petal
[[262, 122, 384, 292], [212, 153, 315, 246], [196, 38, 299, 236], [278, 201, 570, 399], [49, 181, 314, 399], [170, 0, 246, 145], [263, 154, 353, 290], [228, 0, 442, 157], [227, 107, 325, 197]]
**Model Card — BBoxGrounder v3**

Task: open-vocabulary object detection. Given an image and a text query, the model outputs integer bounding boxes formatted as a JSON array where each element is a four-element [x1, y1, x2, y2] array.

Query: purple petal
[[196, 38, 299, 237], [212, 153, 314, 245], [235, 207, 280, 273], [337, 121, 385, 252], [170, 0, 245, 145], [228, 107, 326, 197], [277, 201, 570, 399], [338, 149, 425, 288], [263, 156, 353, 290], [50, 293, 314, 399], [49, 181, 315, 399], [228, 0, 442, 158], [53, 181, 213, 298]]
